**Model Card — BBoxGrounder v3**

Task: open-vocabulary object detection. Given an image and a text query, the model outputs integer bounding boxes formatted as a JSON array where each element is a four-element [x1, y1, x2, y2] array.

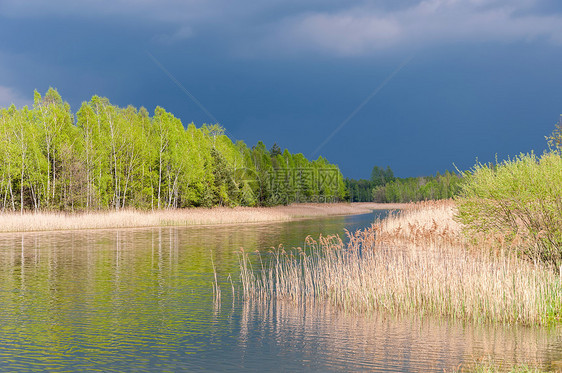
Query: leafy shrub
[[456, 151, 562, 266]]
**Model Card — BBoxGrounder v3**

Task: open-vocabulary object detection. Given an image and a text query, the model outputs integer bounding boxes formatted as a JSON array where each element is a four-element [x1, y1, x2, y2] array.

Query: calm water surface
[[0, 211, 560, 372]]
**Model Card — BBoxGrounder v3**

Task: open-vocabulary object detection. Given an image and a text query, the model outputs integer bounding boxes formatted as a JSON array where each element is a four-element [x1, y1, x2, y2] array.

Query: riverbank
[[239, 200, 562, 326], [0, 202, 407, 233]]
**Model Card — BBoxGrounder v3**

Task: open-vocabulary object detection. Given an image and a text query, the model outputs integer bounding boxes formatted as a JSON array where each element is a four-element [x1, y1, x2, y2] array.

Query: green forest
[[0, 88, 346, 212], [346, 166, 462, 203]]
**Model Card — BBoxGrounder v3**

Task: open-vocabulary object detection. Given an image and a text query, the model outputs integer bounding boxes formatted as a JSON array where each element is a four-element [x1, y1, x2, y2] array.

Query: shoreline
[[0, 202, 408, 234]]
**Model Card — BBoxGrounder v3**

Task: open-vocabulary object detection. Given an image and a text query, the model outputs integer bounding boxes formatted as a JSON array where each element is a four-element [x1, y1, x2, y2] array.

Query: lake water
[[0, 211, 560, 372]]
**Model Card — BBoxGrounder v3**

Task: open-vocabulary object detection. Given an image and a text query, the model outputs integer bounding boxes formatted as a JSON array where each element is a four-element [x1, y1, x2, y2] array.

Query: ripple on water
[[0, 212, 560, 372]]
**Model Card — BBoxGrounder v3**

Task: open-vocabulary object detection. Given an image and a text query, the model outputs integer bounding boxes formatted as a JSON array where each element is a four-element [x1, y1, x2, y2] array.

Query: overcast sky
[[1, 0, 562, 178]]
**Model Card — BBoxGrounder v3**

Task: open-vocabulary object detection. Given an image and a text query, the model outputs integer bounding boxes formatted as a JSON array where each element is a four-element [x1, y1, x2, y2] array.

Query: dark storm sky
[[1, 0, 562, 178]]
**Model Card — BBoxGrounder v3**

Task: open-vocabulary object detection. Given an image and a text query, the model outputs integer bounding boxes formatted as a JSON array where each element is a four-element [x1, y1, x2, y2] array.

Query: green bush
[[456, 151, 562, 266]]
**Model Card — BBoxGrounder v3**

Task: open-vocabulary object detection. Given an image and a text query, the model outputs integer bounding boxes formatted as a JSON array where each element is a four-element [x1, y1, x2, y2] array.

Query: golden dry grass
[[239, 201, 562, 325], [0, 202, 406, 233]]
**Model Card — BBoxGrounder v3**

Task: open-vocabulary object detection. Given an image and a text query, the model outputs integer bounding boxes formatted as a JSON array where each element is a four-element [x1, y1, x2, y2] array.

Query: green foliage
[[346, 166, 462, 203], [345, 179, 373, 202], [269, 143, 282, 157], [0, 89, 345, 211], [456, 151, 562, 266], [371, 165, 394, 187], [545, 114, 562, 149], [376, 171, 462, 203]]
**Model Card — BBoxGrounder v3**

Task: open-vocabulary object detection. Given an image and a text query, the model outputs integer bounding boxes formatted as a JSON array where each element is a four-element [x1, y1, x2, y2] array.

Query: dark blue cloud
[[0, 0, 561, 178]]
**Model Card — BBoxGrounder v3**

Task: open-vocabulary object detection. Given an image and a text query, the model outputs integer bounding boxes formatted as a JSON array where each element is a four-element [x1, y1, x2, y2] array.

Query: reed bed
[[238, 201, 562, 325], [0, 207, 290, 232], [0, 202, 403, 233]]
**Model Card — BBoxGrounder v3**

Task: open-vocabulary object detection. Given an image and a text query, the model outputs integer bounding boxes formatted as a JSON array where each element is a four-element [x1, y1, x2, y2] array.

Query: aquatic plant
[[239, 201, 562, 325]]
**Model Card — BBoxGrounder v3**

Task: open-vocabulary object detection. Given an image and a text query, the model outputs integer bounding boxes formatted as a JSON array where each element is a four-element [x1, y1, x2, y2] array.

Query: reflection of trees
[[0, 216, 358, 370], [0, 225, 277, 370], [240, 299, 558, 371]]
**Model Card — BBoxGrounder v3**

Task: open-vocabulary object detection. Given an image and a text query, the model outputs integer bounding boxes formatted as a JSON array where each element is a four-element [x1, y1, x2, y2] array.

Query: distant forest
[[346, 166, 462, 203], [0, 88, 346, 212]]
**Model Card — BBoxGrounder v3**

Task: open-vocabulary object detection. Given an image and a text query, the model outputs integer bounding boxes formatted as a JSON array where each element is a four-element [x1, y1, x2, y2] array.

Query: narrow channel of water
[[0, 211, 559, 372]]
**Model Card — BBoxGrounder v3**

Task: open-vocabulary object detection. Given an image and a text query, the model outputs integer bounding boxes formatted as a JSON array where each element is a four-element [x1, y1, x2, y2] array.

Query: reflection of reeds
[[450, 357, 548, 372], [239, 299, 555, 372], [211, 251, 221, 307], [0, 202, 405, 233], [239, 201, 562, 325]]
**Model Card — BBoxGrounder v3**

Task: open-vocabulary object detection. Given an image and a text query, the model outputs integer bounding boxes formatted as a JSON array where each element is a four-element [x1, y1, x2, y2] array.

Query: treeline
[[346, 166, 462, 203], [0, 88, 345, 212]]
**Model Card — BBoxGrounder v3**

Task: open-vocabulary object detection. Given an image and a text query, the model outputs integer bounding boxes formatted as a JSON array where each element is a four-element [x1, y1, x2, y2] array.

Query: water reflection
[[0, 211, 559, 372], [239, 300, 561, 372]]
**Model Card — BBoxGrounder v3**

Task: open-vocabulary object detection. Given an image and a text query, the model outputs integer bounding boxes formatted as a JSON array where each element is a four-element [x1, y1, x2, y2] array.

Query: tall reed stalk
[[239, 201, 562, 325]]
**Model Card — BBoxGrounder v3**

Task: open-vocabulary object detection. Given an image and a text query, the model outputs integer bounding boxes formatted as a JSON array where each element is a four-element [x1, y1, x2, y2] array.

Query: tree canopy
[[346, 165, 462, 203], [0, 89, 346, 212]]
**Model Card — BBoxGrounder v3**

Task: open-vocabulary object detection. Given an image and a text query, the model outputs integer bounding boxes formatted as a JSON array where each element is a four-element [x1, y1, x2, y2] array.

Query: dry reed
[[239, 201, 562, 325], [0, 202, 404, 233]]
